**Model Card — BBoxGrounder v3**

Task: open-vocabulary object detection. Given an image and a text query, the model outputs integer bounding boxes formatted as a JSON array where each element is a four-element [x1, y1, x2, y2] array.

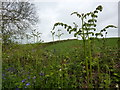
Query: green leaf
[[64, 24, 67, 29], [73, 28, 77, 31], [79, 28, 82, 32], [45, 74, 50, 77], [53, 22, 70, 30], [86, 12, 91, 16], [91, 14, 98, 18], [71, 12, 81, 18], [84, 23, 96, 27], [88, 19, 97, 23], [105, 25, 117, 29], [96, 5, 103, 12], [95, 33, 103, 37], [67, 28, 70, 31], [74, 32, 78, 37], [69, 29, 74, 34], [67, 26, 72, 31], [84, 28, 96, 31], [94, 10, 98, 13]]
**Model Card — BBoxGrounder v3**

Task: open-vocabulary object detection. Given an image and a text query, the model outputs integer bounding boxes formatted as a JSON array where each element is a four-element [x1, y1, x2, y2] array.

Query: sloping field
[[2, 37, 120, 88]]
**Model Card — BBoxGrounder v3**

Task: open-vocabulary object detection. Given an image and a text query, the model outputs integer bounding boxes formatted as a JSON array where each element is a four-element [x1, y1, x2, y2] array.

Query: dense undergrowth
[[2, 37, 120, 88]]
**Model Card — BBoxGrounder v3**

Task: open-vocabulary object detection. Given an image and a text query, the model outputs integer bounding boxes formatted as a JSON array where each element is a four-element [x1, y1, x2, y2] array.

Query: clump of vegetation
[[2, 38, 120, 88], [53, 5, 117, 87], [55, 29, 64, 41], [32, 29, 42, 43], [51, 30, 55, 41]]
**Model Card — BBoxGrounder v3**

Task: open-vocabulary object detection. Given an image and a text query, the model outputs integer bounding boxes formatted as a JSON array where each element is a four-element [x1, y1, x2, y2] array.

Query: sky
[[29, 0, 118, 43]]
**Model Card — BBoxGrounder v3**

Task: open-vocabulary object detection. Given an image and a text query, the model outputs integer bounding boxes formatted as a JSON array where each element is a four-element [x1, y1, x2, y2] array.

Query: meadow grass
[[2, 37, 120, 88]]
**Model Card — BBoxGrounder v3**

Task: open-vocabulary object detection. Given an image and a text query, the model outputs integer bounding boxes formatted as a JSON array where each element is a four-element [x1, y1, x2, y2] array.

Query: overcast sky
[[30, 1, 118, 43]]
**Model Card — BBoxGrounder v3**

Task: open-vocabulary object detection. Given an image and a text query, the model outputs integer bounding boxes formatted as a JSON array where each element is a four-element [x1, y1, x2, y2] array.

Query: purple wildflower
[[28, 76, 30, 79], [33, 76, 36, 79], [39, 72, 44, 76], [15, 88, 19, 90], [22, 79, 26, 83], [6, 67, 16, 72], [2, 74, 5, 76], [26, 82, 30, 86]]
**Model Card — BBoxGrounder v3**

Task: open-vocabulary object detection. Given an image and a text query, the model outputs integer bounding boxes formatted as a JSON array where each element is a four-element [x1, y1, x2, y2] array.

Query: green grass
[[2, 37, 120, 88], [44, 39, 82, 54], [44, 37, 119, 54]]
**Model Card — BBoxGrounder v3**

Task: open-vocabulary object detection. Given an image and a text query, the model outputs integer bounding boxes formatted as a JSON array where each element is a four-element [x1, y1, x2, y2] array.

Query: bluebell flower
[[26, 82, 30, 86], [28, 76, 30, 79], [39, 72, 44, 76], [15, 88, 19, 90], [6, 67, 16, 72], [2, 74, 5, 76], [22, 79, 26, 83], [2, 74, 6, 79]]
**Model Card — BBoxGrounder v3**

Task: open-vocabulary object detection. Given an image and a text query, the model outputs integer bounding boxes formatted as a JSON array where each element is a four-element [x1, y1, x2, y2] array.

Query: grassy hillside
[[2, 37, 120, 88], [44, 37, 119, 54]]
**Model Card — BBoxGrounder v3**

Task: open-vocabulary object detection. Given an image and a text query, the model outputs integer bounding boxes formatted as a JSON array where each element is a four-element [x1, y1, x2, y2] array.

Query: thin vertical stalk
[[51, 31, 55, 41], [97, 57, 100, 86], [58, 30, 60, 40], [81, 17, 89, 86], [88, 37, 92, 85], [52, 35, 54, 41], [59, 36, 60, 40], [34, 36, 35, 43], [37, 36, 38, 42], [86, 57, 89, 85], [82, 17, 86, 58]]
